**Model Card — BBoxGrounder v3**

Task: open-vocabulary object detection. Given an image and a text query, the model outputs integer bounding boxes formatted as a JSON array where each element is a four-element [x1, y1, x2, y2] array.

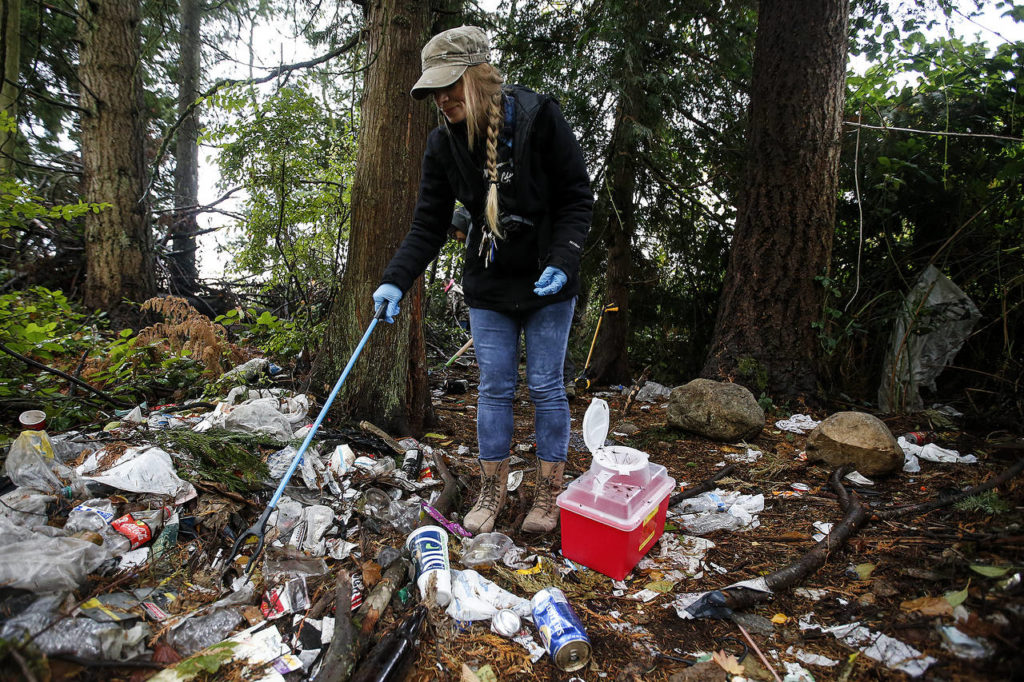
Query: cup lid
[[582, 398, 609, 454]]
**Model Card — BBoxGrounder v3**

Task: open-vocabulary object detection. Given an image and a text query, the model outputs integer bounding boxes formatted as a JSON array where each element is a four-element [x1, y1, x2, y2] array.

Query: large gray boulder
[[805, 411, 902, 475], [667, 379, 764, 441]]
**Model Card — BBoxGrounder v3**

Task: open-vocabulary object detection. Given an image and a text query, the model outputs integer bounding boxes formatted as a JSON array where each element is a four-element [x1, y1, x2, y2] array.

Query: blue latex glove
[[533, 266, 567, 296], [372, 283, 403, 323]]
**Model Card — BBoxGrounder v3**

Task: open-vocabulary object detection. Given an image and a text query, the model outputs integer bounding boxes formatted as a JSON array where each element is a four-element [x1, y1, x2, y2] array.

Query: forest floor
[[4, 359, 1022, 682], [401, 363, 1024, 682]]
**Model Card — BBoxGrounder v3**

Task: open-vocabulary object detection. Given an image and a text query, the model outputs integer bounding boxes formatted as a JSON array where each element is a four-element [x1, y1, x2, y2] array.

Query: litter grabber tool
[[444, 337, 474, 367], [574, 303, 618, 392], [225, 304, 388, 577]]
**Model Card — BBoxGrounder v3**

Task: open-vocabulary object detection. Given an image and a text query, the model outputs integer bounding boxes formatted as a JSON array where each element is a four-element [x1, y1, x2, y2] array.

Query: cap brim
[[410, 64, 469, 99]]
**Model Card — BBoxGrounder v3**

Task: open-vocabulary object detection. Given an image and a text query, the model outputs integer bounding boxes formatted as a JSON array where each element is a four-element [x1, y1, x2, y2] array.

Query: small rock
[[805, 411, 903, 476], [614, 421, 640, 436]]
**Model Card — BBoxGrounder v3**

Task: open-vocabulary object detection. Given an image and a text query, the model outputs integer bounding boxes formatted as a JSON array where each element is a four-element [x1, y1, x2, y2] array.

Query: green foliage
[[206, 75, 357, 305], [150, 428, 275, 492], [736, 356, 769, 394], [954, 490, 1011, 514], [216, 307, 314, 361]]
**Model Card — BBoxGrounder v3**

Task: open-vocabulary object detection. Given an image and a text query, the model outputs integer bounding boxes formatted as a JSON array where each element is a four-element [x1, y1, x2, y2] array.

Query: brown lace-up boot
[[464, 458, 509, 534], [522, 460, 564, 533]]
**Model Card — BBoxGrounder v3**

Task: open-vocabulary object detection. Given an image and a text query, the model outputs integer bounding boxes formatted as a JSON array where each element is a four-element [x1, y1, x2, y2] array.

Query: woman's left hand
[[533, 266, 567, 296]]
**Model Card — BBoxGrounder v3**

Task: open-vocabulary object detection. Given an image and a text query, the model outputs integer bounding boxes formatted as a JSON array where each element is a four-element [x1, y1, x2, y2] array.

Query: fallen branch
[[355, 558, 412, 635], [668, 464, 737, 507], [875, 457, 1024, 520], [358, 420, 406, 455], [317, 570, 357, 682], [426, 448, 460, 520], [723, 467, 869, 610], [0, 342, 131, 408]]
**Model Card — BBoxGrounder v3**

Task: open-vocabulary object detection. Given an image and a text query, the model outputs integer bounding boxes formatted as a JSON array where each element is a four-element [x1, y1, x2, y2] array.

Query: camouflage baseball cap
[[410, 26, 490, 99]]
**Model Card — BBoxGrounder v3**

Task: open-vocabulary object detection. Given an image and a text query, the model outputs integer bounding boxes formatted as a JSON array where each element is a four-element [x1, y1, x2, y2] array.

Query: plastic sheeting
[[878, 266, 980, 412]]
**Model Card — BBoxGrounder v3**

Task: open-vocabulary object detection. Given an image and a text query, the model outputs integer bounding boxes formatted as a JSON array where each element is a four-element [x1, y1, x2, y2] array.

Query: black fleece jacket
[[381, 85, 593, 314]]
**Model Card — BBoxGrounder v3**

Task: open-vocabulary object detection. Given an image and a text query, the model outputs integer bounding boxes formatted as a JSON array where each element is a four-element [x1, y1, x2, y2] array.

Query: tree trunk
[[701, 0, 848, 400], [170, 0, 201, 295], [0, 0, 20, 176], [78, 0, 154, 313], [311, 0, 436, 435], [585, 103, 637, 386]]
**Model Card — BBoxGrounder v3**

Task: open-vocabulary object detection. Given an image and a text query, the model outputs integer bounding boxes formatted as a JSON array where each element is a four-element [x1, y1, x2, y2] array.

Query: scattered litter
[[938, 625, 993, 659], [822, 621, 936, 677], [671, 488, 764, 535], [812, 522, 833, 542], [723, 447, 761, 463], [460, 532, 513, 568], [794, 588, 828, 601], [844, 471, 874, 486], [775, 414, 820, 434], [786, 646, 839, 667]]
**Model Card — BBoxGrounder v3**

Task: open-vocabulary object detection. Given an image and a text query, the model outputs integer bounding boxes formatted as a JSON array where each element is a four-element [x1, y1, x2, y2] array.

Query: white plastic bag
[[0, 517, 110, 592], [445, 569, 532, 622], [77, 445, 196, 503]]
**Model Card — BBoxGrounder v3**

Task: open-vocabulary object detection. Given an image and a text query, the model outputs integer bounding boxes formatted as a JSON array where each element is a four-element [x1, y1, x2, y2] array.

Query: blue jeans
[[470, 298, 575, 463]]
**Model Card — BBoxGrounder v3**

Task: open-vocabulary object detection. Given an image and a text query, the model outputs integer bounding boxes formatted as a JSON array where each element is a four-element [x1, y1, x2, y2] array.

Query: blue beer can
[[531, 587, 591, 672]]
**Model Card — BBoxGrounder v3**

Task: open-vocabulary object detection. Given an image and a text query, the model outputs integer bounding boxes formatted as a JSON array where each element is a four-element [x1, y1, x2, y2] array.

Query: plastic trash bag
[[77, 445, 196, 503], [0, 517, 109, 592], [879, 266, 981, 412], [4, 430, 62, 492], [223, 399, 294, 441]]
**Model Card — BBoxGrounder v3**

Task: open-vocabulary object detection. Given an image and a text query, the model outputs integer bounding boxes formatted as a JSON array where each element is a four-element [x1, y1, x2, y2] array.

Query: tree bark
[[78, 0, 155, 313], [701, 0, 849, 400], [311, 0, 437, 435], [0, 0, 20, 176], [170, 0, 201, 295]]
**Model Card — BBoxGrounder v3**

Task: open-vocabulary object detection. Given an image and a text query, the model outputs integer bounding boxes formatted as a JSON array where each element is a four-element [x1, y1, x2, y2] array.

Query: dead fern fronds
[[138, 296, 243, 375]]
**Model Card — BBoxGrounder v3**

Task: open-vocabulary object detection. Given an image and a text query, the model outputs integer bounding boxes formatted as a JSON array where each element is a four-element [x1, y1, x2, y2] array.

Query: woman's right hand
[[372, 284, 403, 323]]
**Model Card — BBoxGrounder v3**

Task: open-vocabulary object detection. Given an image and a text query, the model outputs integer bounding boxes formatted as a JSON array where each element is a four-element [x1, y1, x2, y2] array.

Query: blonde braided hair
[[462, 63, 504, 239]]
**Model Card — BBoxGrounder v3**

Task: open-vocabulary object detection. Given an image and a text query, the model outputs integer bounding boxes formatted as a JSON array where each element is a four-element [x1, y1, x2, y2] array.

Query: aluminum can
[[531, 587, 591, 672], [902, 431, 936, 445], [490, 608, 521, 637]]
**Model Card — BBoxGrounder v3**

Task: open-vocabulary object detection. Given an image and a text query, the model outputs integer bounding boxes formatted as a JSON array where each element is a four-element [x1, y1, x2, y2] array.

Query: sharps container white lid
[[558, 398, 675, 531]]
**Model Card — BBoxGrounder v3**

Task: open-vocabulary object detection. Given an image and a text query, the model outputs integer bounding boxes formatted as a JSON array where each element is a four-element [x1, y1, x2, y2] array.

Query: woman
[[373, 25, 593, 534]]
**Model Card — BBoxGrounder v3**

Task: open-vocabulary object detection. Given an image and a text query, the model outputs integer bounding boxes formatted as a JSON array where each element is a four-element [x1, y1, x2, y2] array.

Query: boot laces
[[478, 473, 501, 511], [534, 474, 556, 511]]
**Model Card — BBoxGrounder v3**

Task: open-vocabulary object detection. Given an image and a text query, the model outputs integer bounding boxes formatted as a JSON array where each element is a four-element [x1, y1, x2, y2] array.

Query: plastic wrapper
[[0, 488, 54, 526], [168, 607, 244, 655], [64, 498, 116, 534], [264, 556, 330, 580], [50, 432, 98, 463], [267, 446, 298, 478], [0, 517, 109, 592], [300, 504, 334, 555], [445, 569, 532, 622], [76, 445, 196, 503], [2, 602, 148, 660], [460, 533, 513, 568], [269, 497, 303, 535], [4, 430, 62, 492], [385, 498, 422, 534]]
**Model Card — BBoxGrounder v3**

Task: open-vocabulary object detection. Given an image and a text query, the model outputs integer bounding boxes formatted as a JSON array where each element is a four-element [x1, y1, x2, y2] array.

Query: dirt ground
[[402, 364, 1024, 681]]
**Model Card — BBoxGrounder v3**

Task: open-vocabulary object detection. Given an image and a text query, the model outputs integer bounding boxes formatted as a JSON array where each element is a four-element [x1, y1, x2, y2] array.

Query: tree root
[[668, 464, 738, 508], [875, 456, 1024, 520], [723, 466, 869, 610], [426, 448, 460, 520]]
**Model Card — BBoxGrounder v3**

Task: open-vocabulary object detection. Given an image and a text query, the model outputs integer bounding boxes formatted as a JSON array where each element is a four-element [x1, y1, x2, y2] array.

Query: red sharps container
[[556, 398, 675, 580]]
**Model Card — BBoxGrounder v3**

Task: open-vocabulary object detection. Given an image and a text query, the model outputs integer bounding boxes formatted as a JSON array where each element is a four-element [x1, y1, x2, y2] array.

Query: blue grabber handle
[[267, 303, 389, 511]]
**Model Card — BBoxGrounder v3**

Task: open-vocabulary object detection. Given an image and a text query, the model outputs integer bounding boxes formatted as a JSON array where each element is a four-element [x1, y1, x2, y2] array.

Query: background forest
[[0, 0, 1021, 434]]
